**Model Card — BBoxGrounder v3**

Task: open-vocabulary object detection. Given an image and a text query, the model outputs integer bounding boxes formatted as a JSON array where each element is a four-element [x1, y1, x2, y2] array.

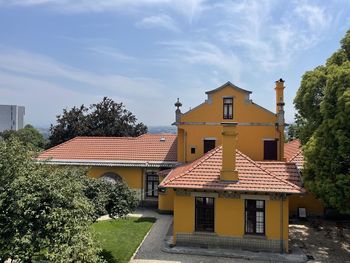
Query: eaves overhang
[[37, 159, 180, 168]]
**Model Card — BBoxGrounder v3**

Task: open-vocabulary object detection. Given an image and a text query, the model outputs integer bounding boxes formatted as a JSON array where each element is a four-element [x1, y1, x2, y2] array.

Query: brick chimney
[[275, 79, 285, 161], [220, 122, 238, 181], [275, 78, 285, 114]]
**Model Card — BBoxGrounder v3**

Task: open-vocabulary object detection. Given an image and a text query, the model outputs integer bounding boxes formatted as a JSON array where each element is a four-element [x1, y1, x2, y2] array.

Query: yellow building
[[37, 134, 178, 205], [38, 78, 322, 253], [159, 122, 303, 253], [175, 80, 286, 163], [158, 79, 306, 252]]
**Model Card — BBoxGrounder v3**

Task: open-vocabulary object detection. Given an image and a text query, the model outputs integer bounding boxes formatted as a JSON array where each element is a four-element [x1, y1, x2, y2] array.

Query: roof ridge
[[164, 146, 221, 185], [205, 81, 252, 94], [74, 136, 136, 140], [288, 149, 302, 163]]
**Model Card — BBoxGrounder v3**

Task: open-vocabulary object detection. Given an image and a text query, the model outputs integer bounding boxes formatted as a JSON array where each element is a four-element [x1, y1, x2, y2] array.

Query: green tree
[[286, 123, 299, 142], [294, 30, 350, 213], [0, 139, 104, 262], [48, 97, 147, 147], [82, 175, 138, 221], [0, 124, 47, 150]]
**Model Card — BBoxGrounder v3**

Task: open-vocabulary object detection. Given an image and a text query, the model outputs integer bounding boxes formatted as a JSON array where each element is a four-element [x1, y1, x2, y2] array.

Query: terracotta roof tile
[[257, 161, 302, 187], [160, 146, 303, 194], [38, 134, 177, 163], [284, 139, 301, 161], [284, 139, 304, 169]]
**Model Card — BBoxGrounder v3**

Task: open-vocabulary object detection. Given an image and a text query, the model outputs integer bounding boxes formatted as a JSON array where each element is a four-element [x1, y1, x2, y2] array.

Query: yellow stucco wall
[[173, 194, 195, 241], [88, 166, 144, 189], [173, 193, 289, 252], [158, 174, 175, 212], [215, 197, 244, 236], [178, 124, 280, 162], [181, 86, 276, 123], [289, 192, 324, 216], [177, 86, 280, 163], [265, 198, 289, 251], [158, 188, 175, 212]]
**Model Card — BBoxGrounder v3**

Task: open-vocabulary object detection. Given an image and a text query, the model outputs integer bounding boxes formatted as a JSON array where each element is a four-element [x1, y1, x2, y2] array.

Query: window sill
[[243, 234, 266, 240]]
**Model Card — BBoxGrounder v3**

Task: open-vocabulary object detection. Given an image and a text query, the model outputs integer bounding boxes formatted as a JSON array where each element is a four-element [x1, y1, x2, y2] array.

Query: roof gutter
[[36, 159, 179, 168]]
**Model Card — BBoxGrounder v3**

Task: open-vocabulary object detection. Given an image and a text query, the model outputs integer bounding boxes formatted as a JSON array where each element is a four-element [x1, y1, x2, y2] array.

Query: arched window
[[101, 172, 122, 184]]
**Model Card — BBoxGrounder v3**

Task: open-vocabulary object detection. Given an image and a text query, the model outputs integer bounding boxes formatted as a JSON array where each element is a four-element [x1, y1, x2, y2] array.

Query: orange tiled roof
[[257, 161, 302, 187], [284, 139, 304, 169], [160, 146, 303, 194], [37, 134, 177, 167]]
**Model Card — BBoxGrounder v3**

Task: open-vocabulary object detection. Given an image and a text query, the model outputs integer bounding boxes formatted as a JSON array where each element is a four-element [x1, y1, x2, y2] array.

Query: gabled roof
[[284, 139, 304, 170], [37, 134, 178, 167], [160, 146, 303, 194], [205, 81, 252, 95]]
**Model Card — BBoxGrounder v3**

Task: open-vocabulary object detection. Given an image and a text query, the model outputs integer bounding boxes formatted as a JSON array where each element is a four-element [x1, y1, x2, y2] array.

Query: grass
[[91, 217, 156, 263]]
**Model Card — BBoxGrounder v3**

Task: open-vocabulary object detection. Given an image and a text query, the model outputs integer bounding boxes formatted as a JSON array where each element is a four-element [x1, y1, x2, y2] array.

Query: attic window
[[223, 97, 233, 119], [160, 137, 166, 142]]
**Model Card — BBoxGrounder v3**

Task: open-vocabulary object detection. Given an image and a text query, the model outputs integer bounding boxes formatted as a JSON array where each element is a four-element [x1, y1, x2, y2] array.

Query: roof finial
[[174, 98, 182, 110]]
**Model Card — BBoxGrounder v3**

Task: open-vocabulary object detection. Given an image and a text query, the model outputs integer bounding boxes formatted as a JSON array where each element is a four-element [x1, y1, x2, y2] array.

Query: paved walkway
[[130, 208, 270, 263]]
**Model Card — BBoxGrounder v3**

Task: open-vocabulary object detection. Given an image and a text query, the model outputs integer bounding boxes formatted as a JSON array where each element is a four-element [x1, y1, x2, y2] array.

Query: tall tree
[[294, 30, 350, 214], [286, 123, 299, 142], [0, 139, 104, 262], [48, 97, 147, 147], [0, 124, 47, 150]]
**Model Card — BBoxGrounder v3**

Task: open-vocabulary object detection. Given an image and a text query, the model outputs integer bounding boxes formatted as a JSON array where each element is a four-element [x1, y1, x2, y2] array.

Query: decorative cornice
[[174, 121, 276, 126]]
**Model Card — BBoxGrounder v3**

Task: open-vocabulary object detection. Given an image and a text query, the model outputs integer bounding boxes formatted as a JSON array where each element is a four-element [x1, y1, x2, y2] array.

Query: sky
[[0, 0, 350, 128]]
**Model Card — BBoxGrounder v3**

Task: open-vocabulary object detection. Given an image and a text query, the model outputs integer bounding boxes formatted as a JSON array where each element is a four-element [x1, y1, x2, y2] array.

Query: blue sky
[[0, 0, 349, 127]]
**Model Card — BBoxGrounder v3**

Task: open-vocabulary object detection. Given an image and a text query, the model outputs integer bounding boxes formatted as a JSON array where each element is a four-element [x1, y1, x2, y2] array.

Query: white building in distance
[[0, 105, 25, 132]]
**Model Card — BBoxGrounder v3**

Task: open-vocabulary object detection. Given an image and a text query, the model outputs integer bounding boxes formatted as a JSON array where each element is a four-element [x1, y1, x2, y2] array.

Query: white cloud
[[1, 0, 207, 22], [0, 48, 175, 126], [0, 48, 164, 98], [136, 14, 180, 32], [294, 2, 331, 31], [86, 47, 136, 61], [160, 40, 242, 84], [213, 0, 336, 71]]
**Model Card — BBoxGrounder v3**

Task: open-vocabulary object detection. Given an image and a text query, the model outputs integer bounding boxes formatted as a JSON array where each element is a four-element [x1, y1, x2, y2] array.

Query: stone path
[[130, 209, 269, 263]]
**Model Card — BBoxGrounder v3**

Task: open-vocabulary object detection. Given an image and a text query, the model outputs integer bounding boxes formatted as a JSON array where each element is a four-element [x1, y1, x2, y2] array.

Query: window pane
[[224, 106, 228, 115], [246, 211, 254, 233], [245, 200, 265, 235], [206, 197, 214, 206], [195, 197, 214, 232], [256, 200, 264, 209], [196, 197, 204, 205]]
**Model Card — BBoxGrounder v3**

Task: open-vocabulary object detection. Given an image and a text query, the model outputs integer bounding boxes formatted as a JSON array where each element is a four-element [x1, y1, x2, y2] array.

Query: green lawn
[[92, 217, 155, 263]]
